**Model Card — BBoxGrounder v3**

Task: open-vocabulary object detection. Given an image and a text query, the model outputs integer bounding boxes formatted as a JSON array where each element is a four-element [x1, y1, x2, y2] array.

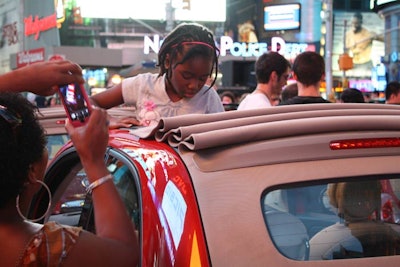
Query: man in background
[[385, 81, 400, 104], [280, 51, 330, 105], [339, 88, 365, 103], [280, 82, 298, 104], [237, 52, 291, 110]]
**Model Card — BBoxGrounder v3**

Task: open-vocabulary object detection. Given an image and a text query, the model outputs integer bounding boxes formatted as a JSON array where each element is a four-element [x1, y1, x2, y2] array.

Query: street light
[[323, 0, 333, 95]]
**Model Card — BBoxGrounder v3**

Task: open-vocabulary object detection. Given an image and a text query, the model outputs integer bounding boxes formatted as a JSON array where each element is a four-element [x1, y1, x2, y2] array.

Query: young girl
[[91, 22, 224, 127]]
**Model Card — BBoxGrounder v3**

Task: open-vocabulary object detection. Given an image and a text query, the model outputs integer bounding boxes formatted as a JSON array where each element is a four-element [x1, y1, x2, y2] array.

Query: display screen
[[371, 0, 398, 11], [264, 3, 301, 31], [58, 83, 91, 124], [78, 0, 226, 22]]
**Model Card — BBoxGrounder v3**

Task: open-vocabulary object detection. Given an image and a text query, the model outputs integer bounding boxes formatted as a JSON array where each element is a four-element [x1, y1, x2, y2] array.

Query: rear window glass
[[262, 177, 400, 261]]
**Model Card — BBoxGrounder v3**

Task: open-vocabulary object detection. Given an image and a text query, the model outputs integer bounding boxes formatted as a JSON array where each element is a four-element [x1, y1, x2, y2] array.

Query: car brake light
[[330, 137, 400, 150]]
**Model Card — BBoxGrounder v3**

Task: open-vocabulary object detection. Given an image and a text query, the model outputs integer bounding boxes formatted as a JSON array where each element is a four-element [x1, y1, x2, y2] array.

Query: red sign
[[17, 48, 45, 68], [48, 54, 66, 61], [24, 13, 57, 40]]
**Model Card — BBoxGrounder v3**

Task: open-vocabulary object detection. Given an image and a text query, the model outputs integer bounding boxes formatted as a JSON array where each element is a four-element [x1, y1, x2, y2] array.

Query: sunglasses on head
[[0, 105, 22, 128]]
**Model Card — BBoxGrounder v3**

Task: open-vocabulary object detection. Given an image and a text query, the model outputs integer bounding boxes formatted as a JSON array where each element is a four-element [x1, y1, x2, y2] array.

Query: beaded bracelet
[[86, 173, 113, 194]]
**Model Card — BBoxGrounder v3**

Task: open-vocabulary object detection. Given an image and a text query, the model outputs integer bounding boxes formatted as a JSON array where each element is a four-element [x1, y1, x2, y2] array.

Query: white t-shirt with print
[[122, 73, 224, 126]]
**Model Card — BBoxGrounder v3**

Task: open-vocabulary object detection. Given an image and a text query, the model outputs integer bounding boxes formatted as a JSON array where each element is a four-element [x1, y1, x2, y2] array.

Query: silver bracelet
[[86, 174, 113, 194]]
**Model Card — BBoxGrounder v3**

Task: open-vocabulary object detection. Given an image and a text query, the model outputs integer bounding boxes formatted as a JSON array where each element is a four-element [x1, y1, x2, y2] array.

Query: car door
[[28, 146, 143, 264], [29, 138, 210, 266]]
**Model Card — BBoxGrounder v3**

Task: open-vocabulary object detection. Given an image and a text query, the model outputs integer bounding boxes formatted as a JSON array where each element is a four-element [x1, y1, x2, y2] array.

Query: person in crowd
[[46, 95, 59, 107], [0, 63, 139, 266], [90, 22, 224, 127], [219, 90, 238, 111], [310, 180, 400, 259], [345, 12, 383, 69], [34, 95, 47, 108], [385, 81, 400, 104], [237, 52, 291, 110], [279, 51, 330, 105], [339, 88, 365, 103], [280, 82, 298, 103], [219, 90, 236, 105]]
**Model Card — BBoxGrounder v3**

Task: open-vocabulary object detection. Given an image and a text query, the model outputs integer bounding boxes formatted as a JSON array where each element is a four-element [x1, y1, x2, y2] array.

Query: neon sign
[[144, 35, 285, 57], [144, 35, 312, 60], [17, 48, 45, 68], [24, 13, 58, 40]]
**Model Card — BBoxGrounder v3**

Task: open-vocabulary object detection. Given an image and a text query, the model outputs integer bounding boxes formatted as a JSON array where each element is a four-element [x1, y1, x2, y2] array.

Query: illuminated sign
[[376, 0, 396, 5], [17, 48, 45, 68], [55, 0, 65, 27], [24, 13, 58, 40], [371, 0, 398, 10], [78, 0, 226, 22], [264, 4, 301, 31], [144, 35, 313, 59]]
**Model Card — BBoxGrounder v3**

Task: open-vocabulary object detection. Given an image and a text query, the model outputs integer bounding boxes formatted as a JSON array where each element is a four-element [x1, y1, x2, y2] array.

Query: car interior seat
[[309, 180, 400, 260], [263, 206, 310, 260]]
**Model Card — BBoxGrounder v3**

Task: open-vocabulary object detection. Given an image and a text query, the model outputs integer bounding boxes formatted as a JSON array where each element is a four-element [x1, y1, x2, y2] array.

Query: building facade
[[1, 0, 399, 93]]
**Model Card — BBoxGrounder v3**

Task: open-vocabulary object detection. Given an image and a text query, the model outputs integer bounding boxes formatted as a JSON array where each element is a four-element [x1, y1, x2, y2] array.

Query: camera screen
[[59, 83, 90, 122]]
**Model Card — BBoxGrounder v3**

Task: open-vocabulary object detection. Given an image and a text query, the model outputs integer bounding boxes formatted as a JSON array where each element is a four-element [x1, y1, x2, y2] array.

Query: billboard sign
[[332, 11, 384, 78], [78, 0, 226, 22], [264, 3, 301, 31], [17, 47, 45, 68]]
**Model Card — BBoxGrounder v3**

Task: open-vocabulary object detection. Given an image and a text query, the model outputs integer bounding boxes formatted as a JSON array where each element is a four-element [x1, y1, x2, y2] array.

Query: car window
[[46, 148, 141, 238], [262, 176, 400, 261], [46, 134, 69, 160]]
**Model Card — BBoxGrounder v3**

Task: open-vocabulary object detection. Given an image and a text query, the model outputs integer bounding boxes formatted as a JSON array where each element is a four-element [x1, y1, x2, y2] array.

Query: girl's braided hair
[[157, 22, 219, 88]]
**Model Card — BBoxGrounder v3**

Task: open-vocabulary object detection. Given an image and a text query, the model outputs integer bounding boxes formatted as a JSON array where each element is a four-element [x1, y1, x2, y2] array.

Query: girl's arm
[[90, 83, 125, 109]]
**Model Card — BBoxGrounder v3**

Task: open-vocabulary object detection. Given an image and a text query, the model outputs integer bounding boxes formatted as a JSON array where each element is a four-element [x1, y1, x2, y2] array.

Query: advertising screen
[[77, 0, 226, 22], [371, 0, 398, 11], [332, 11, 384, 78], [264, 3, 301, 31]]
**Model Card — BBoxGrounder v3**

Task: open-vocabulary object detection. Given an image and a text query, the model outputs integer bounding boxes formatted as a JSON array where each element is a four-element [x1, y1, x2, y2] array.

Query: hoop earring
[[16, 180, 52, 223]]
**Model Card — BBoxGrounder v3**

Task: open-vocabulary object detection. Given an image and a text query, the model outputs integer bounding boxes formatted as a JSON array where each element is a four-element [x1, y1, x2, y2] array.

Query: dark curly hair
[[0, 92, 46, 208], [157, 22, 219, 88]]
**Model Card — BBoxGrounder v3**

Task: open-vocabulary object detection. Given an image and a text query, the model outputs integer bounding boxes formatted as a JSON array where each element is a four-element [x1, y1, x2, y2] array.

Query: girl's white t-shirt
[[122, 73, 224, 125]]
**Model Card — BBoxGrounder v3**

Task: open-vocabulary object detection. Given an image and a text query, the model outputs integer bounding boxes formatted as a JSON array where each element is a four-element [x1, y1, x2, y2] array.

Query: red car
[[32, 104, 400, 266]]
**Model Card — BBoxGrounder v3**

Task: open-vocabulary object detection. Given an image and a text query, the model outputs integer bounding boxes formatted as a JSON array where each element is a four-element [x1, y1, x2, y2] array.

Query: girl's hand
[[108, 115, 143, 129]]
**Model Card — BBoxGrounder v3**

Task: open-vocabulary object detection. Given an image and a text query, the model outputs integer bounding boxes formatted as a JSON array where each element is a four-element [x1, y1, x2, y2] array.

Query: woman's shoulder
[[43, 221, 82, 237], [18, 222, 82, 266]]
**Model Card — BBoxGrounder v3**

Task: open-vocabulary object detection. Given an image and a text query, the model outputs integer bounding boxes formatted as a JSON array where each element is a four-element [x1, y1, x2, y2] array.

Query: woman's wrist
[[81, 161, 109, 182], [86, 173, 113, 193]]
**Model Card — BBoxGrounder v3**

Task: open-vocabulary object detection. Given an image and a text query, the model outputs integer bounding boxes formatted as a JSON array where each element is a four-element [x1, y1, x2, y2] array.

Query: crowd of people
[[218, 49, 398, 109], [1, 21, 399, 266]]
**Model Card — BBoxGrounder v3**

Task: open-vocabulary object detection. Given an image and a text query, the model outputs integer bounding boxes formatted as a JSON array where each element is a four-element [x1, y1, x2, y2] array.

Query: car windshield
[[262, 176, 400, 261]]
